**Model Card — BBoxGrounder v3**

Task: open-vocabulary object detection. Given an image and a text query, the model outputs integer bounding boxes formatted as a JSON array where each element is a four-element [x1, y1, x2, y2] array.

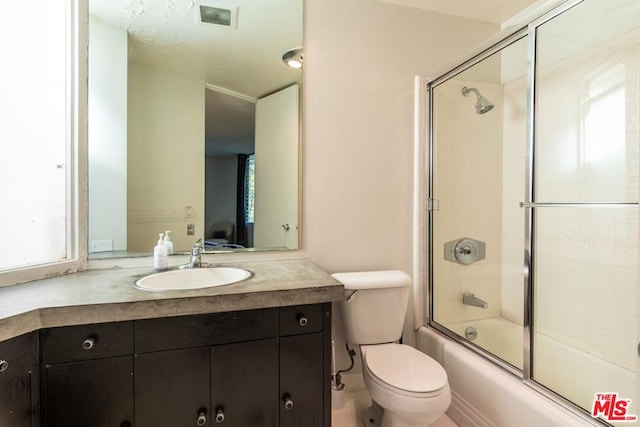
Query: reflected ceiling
[[89, 0, 303, 99]]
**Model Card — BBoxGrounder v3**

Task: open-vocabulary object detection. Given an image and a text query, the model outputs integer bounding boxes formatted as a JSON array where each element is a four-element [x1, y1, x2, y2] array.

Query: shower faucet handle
[[457, 246, 472, 255], [444, 237, 486, 265]]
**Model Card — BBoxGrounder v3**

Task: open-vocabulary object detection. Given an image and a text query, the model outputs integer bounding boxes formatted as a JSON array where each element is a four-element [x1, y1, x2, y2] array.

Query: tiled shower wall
[[530, 28, 640, 373], [432, 80, 505, 325]]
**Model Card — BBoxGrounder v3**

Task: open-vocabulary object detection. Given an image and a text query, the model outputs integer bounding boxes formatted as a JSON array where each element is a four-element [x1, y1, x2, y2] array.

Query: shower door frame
[[426, 27, 529, 380], [425, 0, 639, 423]]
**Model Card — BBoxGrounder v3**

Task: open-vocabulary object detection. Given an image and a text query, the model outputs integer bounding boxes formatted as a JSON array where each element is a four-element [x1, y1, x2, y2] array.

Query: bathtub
[[416, 325, 629, 427], [446, 318, 523, 370]]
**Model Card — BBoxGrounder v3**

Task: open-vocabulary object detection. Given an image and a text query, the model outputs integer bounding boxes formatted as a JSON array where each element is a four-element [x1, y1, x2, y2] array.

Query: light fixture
[[282, 48, 303, 69]]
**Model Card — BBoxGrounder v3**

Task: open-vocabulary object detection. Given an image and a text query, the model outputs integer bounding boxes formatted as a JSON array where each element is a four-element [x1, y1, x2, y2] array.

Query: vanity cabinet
[[0, 332, 37, 427], [279, 304, 327, 427], [38, 303, 330, 427], [134, 347, 210, 426], [133, 308, 280, 426], [41, 322, 134, 427]]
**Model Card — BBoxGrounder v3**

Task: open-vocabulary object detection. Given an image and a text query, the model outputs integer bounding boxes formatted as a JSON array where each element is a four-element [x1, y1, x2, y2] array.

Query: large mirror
[[87, 0, 302, 257]]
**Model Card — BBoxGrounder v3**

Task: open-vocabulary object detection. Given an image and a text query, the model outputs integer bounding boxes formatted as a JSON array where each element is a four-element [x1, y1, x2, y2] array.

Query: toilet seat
[[363, 344, 448, 398]]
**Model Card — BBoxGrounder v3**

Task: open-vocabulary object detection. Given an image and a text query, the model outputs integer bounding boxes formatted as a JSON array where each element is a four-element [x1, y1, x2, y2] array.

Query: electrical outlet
[[187, 224, 195, 235]]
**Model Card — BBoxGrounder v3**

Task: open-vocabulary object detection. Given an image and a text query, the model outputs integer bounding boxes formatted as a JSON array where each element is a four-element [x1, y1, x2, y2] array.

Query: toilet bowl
[[361, 344, 451, 427], [332, 271, 451, 427]]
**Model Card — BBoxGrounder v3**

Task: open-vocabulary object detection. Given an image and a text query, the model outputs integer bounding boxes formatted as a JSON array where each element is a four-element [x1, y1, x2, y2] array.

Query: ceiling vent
[[198, 5, 237, 28]]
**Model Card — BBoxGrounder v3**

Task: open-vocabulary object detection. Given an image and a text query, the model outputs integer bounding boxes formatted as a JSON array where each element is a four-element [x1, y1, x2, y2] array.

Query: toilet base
[[361, 401, 383, 427], [361, 399, 443, 427]]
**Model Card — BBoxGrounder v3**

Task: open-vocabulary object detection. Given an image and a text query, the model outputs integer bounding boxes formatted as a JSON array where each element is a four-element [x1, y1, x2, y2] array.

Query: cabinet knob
[[0, 359, 8, 373], [297, 315, 308, 327], [196, 408, 208, 425], [214, 406, 225, 423], [282, 394, 294, 410], [82, 336, 96, 350]]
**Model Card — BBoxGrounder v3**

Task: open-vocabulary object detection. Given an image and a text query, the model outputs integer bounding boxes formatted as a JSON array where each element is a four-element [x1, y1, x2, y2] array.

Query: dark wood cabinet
[[44, 356, 134, 427], [280, 333, 325, 427], [211, 338, 279, 426], [41, 322, 134, 427], [0, 333, 37, 427], [5, 302, 331, 427], [134, 347, 210, 427]]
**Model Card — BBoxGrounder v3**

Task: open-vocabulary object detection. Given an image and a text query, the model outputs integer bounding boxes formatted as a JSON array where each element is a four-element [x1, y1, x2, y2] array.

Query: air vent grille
[[199, 5, 233, 27]]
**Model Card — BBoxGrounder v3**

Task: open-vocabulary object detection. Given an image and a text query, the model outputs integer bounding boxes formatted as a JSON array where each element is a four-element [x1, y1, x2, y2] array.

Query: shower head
[[462, 87, 494, 115]]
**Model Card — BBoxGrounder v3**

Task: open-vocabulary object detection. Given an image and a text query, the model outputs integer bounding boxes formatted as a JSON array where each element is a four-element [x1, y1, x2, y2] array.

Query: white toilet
[[333, 270, 451, 427]]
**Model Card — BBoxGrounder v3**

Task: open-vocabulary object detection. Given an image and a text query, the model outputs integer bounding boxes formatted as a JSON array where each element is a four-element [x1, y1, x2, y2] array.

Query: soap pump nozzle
[[163, 230, 173, 255]]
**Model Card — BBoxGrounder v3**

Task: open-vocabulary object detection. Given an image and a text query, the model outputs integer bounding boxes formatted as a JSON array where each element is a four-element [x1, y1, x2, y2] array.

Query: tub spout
[[463, 292, 488, 309]]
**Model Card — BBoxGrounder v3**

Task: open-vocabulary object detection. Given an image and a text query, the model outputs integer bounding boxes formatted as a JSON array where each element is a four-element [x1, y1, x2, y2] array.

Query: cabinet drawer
[[0, 333, 35, 381], [279, 304, 324, 336], [135, 308, 278, 353], [43, 321, 133, 364]]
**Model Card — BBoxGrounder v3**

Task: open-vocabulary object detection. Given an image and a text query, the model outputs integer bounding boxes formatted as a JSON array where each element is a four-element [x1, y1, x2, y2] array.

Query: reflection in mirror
[[87, 0, 302, 257]]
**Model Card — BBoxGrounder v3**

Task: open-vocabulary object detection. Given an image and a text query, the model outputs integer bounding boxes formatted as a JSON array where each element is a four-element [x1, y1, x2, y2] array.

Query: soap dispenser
[[164, 230, 174, 255], [153, 233, 168, 270]]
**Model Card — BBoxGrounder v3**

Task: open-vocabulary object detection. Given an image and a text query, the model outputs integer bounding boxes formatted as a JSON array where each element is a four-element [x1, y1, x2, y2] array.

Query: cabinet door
[[44, 356, 134, 427], [0, 333, 35, 427], [279, 333, 324, 427], [211, 339, 278, 427], [0, 372, 32, 427], [135, 347, 210, 427]]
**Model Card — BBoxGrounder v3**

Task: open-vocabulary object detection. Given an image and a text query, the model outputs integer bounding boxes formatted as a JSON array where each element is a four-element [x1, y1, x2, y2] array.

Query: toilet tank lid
[[331, 270, 411, 290]]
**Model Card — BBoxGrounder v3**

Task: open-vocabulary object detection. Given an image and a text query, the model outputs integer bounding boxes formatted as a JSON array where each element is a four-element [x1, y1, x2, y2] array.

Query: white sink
[[134, 267, 252, 291]]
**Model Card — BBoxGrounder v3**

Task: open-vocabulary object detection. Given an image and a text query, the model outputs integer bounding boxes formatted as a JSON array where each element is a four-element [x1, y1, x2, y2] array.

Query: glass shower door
[[531, 0, 640, 421], [429, 35, 529, 370]]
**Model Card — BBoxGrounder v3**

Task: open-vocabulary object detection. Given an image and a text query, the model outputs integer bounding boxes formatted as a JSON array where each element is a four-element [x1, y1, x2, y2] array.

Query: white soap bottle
[[153, 233, 168, 270], [163, 230, 174, 255]]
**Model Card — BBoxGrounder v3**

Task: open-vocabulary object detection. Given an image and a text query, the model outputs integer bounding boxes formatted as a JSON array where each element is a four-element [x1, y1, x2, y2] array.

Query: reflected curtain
[[236, 154, 247, 246]]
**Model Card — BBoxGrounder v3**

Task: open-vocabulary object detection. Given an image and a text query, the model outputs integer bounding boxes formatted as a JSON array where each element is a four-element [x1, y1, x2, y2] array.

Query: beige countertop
[[0, 258, 344, 342]]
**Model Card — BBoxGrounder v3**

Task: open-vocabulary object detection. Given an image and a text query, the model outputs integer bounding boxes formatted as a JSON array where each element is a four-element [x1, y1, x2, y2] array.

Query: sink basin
[[134, 267, 252, 291]]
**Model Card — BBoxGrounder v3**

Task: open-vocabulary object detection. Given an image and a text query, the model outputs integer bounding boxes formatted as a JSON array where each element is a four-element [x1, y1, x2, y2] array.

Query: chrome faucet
[[188, 239, 204, 268], [462, 292, 488, 309]]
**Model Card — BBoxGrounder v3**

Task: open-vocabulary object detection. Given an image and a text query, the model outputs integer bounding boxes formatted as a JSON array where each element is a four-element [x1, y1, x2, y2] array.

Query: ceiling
[[379, 0, 542, 24]]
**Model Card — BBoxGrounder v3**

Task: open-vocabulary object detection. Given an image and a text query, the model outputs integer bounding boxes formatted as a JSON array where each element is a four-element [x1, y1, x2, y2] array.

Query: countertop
[[0, 258, 344, 342]]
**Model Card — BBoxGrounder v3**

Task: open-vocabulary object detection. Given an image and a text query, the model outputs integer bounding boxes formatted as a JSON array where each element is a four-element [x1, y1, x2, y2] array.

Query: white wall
[[127, 63, 205, 253], [303, 0, 498, 275], [303, 0, 498, 367], [87, 17, 128, 252]]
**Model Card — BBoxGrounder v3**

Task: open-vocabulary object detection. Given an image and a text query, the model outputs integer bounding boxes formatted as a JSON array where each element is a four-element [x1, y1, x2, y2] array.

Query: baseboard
[[447, 389, 497, 427]]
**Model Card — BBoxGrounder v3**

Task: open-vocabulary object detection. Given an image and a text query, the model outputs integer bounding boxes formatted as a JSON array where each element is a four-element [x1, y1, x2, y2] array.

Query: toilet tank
[[332, 270, 411, 345]]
